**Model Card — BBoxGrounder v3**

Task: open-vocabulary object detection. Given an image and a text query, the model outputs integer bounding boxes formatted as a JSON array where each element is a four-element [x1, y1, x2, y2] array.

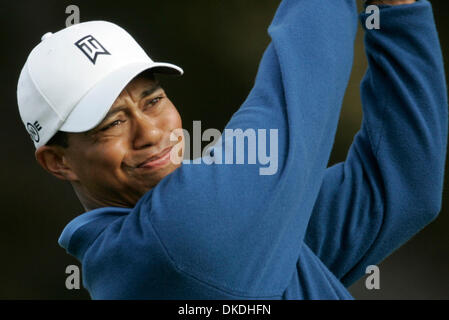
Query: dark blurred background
[[1, 0, 448, 299]]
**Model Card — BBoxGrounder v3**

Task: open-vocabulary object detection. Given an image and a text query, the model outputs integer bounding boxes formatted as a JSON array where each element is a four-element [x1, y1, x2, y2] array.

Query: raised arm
[[304, 0, 448, 286], [141, 0, 358, 295], [78, 0, 359, 298]]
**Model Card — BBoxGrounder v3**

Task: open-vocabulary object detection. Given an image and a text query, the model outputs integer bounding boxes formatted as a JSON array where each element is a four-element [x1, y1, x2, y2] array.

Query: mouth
[[137, 146, 174, 169]]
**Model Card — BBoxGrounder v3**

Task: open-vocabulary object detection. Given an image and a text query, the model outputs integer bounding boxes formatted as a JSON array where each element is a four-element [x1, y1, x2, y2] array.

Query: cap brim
[[59, 61, 183, 132]]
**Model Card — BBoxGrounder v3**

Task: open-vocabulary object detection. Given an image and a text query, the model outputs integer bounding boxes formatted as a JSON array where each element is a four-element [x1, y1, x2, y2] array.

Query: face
[[61, 74, 183, 208]]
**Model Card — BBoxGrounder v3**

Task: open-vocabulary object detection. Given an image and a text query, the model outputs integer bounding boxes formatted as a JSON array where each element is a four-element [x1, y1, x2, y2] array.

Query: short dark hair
[[46, 131, 69, 148], [138, 70, 158, 83]]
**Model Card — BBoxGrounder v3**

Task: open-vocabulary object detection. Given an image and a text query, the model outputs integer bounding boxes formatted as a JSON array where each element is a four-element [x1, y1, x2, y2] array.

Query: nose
[[132, 112, 163, 150]]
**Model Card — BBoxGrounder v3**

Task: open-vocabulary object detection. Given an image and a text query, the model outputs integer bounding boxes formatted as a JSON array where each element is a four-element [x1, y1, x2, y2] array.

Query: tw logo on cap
[[74, 35, 110, 64]]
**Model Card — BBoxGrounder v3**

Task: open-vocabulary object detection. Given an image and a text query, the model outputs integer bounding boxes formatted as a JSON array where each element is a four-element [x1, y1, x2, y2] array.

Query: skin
[[35, 74, 184, 211]]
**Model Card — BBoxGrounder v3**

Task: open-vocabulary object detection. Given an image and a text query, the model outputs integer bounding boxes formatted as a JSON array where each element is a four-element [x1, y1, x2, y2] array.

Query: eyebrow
[[100, 83, 163, 125], [140, 83, 162, 99]]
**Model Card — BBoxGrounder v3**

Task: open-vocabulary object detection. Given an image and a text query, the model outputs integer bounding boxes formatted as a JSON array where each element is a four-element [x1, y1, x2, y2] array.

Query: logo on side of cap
[[74, 35, 110, 65], [27, 121, 42, 143]]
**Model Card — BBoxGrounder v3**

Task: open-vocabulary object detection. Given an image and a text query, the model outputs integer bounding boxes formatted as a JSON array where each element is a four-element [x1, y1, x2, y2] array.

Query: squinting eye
[[146, 96, 163, 106], [101, 119, 125, 131]]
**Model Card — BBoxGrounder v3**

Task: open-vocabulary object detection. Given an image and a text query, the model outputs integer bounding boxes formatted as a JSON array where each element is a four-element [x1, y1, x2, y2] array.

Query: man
[[17, 0, 447, 299]]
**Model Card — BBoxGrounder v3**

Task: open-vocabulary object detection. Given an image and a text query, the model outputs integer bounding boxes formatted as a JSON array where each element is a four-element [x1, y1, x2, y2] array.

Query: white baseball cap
[[17, 20, 183, 148]]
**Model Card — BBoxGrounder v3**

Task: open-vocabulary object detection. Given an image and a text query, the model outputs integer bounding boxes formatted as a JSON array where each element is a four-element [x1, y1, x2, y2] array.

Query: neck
[[72, 184, 105, 212], [71, 183, 134, 212]]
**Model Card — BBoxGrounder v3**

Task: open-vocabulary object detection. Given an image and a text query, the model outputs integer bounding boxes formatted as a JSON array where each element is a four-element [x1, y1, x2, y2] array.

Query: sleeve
[[140, 0, 359, 296], [303, 0, 448, 287]]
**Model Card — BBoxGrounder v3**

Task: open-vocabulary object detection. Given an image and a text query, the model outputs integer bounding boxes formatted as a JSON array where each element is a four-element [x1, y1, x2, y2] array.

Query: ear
[[35, 145, 79, 181]]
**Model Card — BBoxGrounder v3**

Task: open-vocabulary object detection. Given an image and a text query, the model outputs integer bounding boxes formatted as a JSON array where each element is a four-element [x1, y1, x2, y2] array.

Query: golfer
[[17, 0, 447, 299]]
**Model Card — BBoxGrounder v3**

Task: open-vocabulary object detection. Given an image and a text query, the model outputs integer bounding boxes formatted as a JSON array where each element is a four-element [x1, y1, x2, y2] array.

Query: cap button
[[41, 32, 53, 41]]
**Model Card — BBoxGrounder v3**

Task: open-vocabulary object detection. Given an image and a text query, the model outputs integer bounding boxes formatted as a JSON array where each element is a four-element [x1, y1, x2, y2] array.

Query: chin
[[132, 164, 180, 198]]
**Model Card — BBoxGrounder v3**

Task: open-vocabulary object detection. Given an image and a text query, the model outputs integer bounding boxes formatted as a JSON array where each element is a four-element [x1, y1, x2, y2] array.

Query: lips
[[137, 146, 173, 169]]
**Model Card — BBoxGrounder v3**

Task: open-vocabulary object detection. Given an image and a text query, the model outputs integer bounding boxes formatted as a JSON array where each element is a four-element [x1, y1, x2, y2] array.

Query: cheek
[[73, 140, 128, 181], [161, 102, 182, 131]]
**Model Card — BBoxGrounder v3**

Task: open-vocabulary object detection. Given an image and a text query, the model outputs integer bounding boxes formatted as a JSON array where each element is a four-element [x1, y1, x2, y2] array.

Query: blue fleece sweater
[[58, 0, 447, 299]]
